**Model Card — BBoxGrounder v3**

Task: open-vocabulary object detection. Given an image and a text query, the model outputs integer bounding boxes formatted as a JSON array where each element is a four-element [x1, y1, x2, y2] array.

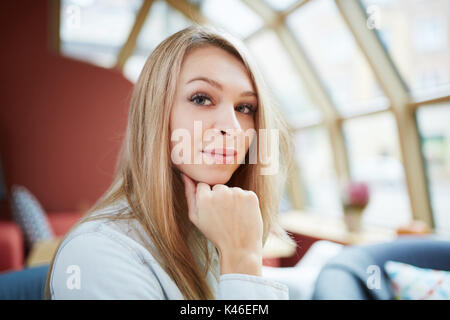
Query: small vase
[[343, 207, 364, 233]]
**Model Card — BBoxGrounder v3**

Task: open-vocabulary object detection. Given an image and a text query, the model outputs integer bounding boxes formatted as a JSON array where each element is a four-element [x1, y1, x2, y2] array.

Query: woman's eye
[[190, 94, 212, 106], [236, 104, 256, 114], [190, 94, 255, 115]]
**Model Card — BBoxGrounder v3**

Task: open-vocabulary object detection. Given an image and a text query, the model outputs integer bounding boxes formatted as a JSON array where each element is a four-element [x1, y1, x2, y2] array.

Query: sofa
[[0, 211, 83, 273], [313, 236, 450, 299]]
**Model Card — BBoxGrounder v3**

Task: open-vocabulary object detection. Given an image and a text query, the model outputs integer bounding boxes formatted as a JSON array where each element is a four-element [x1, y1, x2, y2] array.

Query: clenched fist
[[182, 173, 263, 276]]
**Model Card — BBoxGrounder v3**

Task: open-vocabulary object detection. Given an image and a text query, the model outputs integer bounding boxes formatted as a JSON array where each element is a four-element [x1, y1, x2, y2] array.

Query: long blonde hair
[[45, 24, 296, 300]]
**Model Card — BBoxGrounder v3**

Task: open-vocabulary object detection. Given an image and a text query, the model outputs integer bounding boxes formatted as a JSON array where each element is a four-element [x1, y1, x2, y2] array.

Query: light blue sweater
[[49, 199, 289, 299]]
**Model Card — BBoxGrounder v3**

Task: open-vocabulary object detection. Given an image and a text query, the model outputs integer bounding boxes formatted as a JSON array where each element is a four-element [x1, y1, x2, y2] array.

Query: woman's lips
[[201, 149, 236, 164], [202, 148, 237, 156]]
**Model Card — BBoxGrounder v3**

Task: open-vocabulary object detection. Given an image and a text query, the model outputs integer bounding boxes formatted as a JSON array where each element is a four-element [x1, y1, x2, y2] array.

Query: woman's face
[[169, 45, 258, 186]]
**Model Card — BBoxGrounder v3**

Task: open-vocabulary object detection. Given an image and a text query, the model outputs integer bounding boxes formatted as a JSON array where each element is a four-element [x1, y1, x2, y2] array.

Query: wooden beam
[[115, 0, 154, 70], [409, 94, 450, 110], [336, 104, 391, 122], [281, 0, 310, 19], [244, 26, 267, 43], [241, 0, 282, 28], [165, 0, 210, 25], [336, 0, 435, 228]]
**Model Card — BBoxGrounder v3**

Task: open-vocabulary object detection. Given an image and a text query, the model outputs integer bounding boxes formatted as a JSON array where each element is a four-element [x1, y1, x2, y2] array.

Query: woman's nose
[[214, 104, 242, 136]]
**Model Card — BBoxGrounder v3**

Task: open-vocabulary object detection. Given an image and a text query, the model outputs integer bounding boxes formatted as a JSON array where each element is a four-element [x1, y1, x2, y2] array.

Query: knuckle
[[213, 185, 232, 198], [231, 187, 244, 198], [212, 184, 226, 192], [247, 190, 258, 198], [231, 187, 244, 194], [247, 190, 259, 202]]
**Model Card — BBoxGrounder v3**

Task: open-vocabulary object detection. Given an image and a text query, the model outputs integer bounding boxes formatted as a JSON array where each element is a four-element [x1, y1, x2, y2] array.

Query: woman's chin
[[189, 168, 233, 186]]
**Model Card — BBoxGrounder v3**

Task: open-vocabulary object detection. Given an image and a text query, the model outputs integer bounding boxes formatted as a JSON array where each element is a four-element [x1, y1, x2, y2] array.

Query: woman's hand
[[182, 173, 263, 276]]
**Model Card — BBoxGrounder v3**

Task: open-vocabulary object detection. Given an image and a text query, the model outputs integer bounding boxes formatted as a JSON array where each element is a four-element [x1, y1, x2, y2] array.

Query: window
[[199, 0, 264, 39], [60, 0, 142, 68], [55, 0, 450, 236], [343, 112, 412, 229], [286, 0, 388, 115], [413, 67, 449, 92], [417, 103, 450, 234], [279, 188, 294, 213], [361, 0, 450, 99], [246, 30, 321, 128], [413, 18, 447, 53], [293, 127, 342, 217], [123, 0, 191, 82]]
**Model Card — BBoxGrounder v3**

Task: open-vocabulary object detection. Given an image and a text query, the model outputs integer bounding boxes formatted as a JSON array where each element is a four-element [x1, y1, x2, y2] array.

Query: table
[[278, 210, 398, 245]]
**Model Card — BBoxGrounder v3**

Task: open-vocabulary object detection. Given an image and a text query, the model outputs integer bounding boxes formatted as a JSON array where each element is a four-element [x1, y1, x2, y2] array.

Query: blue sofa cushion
[[0, 265, 49, 300], [10, 185, 54, 249]]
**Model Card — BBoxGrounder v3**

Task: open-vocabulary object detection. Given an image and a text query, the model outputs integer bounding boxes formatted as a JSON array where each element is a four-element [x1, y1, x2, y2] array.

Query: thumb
[[181, 173, 198, 224]]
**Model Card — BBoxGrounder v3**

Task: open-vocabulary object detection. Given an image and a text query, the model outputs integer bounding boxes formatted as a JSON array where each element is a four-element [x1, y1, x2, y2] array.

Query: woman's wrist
[[219, 249, 263, 276]]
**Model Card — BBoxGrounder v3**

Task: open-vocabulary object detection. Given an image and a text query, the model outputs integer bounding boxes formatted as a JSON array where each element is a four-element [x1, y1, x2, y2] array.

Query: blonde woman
[[45, 25, 296, 300]]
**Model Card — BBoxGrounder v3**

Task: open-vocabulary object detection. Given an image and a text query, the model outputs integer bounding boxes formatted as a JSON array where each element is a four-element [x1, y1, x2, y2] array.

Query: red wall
[[0, 1, 134, 218]]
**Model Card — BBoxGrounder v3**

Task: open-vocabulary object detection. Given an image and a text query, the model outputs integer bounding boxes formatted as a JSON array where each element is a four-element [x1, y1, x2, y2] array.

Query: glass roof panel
[[343, 112, 412, 229], [123, 0, 191, 82], [286, 0, 389, 115], [361, 0, 450, 100], [417, 103, 450, 234], [246, 29, 322, 127], [199, 0, 264, 39], [294, 127, 342, 217], [263, 0, 300, 12], [60, 0, 142, 68]]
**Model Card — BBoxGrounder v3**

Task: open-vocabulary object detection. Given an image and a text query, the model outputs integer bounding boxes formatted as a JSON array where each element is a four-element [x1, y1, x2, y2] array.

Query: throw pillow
[[384, 260, 450, 300], [10, 185, 54, 248]]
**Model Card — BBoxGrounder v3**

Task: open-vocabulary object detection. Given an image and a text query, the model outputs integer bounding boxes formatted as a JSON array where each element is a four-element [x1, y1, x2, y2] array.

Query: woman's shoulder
[[49, 199, 170, 299], [57, 198, 159, 265]]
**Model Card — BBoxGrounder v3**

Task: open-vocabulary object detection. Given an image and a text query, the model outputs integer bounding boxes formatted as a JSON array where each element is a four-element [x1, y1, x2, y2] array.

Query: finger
[[181, 173, 198, 224], [196, 182, 211, 201], [212, 184, 229, 192]]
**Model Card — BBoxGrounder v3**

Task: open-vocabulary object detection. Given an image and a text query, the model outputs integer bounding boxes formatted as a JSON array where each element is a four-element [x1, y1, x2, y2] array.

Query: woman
[[46, 25, 296, 300]]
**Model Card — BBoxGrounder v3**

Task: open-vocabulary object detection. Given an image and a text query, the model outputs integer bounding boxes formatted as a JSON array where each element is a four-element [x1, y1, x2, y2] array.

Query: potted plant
[[340, 181, 370, 232]]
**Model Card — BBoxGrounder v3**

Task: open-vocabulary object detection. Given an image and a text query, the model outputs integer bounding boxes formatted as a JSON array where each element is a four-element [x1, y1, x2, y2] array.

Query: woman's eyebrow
[[186, 76, 257, 98]]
